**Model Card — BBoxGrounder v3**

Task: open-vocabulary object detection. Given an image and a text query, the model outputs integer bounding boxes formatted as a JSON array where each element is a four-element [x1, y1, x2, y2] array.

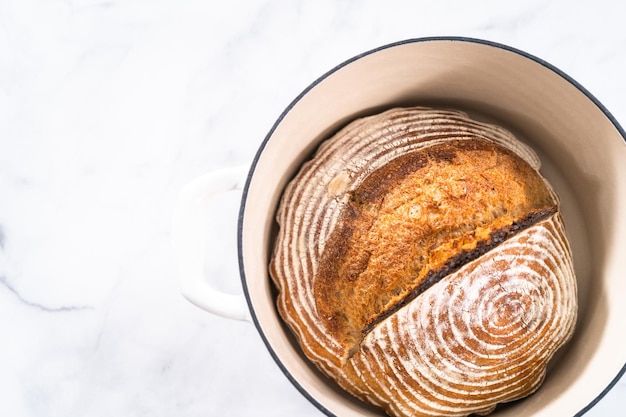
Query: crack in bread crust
[[359, 206, 557, 342]]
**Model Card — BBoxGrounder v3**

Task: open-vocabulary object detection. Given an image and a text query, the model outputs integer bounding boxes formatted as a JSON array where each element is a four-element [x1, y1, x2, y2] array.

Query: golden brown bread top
[[314, 139, 558, 358], [269, 107, 577, 417]]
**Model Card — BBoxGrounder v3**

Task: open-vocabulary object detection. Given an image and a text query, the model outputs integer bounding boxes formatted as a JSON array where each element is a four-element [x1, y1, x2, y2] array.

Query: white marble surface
[[1, 0, 625, 416]]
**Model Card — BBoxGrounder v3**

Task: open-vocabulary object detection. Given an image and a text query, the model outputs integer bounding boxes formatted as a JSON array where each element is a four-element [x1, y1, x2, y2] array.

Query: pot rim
[[236, 36, 626, 417]]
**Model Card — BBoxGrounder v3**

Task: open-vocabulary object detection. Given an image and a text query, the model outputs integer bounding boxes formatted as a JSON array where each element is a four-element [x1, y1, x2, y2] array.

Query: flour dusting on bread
[[270, 107, 577, 417]]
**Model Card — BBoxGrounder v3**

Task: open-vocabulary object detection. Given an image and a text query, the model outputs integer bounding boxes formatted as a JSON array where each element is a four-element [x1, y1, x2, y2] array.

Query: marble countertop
[[1, 1, 625, 416]]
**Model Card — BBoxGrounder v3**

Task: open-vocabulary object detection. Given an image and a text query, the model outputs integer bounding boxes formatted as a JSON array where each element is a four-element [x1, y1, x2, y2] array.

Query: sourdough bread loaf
[[269, 107, 577, 417]]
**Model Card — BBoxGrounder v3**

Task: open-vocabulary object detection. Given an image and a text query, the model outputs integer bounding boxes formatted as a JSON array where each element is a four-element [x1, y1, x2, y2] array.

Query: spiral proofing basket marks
[[269, 107, 578, 417]]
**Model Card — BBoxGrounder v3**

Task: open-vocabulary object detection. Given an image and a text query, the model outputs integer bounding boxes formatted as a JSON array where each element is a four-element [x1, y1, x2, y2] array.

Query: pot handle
[[172, 165, 252, 322]]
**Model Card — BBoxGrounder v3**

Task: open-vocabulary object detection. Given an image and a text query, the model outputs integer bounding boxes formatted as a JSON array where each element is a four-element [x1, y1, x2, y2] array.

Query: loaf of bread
[[269, 107, 577, 417]]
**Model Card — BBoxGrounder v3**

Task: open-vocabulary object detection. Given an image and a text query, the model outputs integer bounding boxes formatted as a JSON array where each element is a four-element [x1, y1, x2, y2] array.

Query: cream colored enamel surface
[[240, 39, 626, 417]]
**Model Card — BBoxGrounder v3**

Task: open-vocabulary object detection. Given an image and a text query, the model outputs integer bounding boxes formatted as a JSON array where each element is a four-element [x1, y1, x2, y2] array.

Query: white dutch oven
[[173, 37, 626, 416]]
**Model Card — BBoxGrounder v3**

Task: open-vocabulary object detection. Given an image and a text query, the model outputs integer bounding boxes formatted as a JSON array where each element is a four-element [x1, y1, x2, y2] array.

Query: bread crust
[[270, 107, 577, 417]]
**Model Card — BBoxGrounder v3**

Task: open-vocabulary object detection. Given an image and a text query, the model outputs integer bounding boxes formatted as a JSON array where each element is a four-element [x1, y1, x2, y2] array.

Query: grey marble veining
[[1, 0, 625, 416]]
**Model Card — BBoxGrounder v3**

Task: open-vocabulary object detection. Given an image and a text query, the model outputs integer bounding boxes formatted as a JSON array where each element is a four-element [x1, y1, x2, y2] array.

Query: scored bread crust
[[269, 107, 577, 417]]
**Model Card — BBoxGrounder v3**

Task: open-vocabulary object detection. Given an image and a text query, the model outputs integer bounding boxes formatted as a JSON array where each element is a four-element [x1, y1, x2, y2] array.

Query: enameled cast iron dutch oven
[[173, 37, 626, 417]]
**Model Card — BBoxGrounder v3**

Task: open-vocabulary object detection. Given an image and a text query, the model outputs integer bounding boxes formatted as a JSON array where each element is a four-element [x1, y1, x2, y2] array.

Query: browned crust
[[313, 138, 558, 357]]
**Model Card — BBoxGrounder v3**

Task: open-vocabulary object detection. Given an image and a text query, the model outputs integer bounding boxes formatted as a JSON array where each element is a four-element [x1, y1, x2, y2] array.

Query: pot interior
[[240, 38, 626, 417]]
